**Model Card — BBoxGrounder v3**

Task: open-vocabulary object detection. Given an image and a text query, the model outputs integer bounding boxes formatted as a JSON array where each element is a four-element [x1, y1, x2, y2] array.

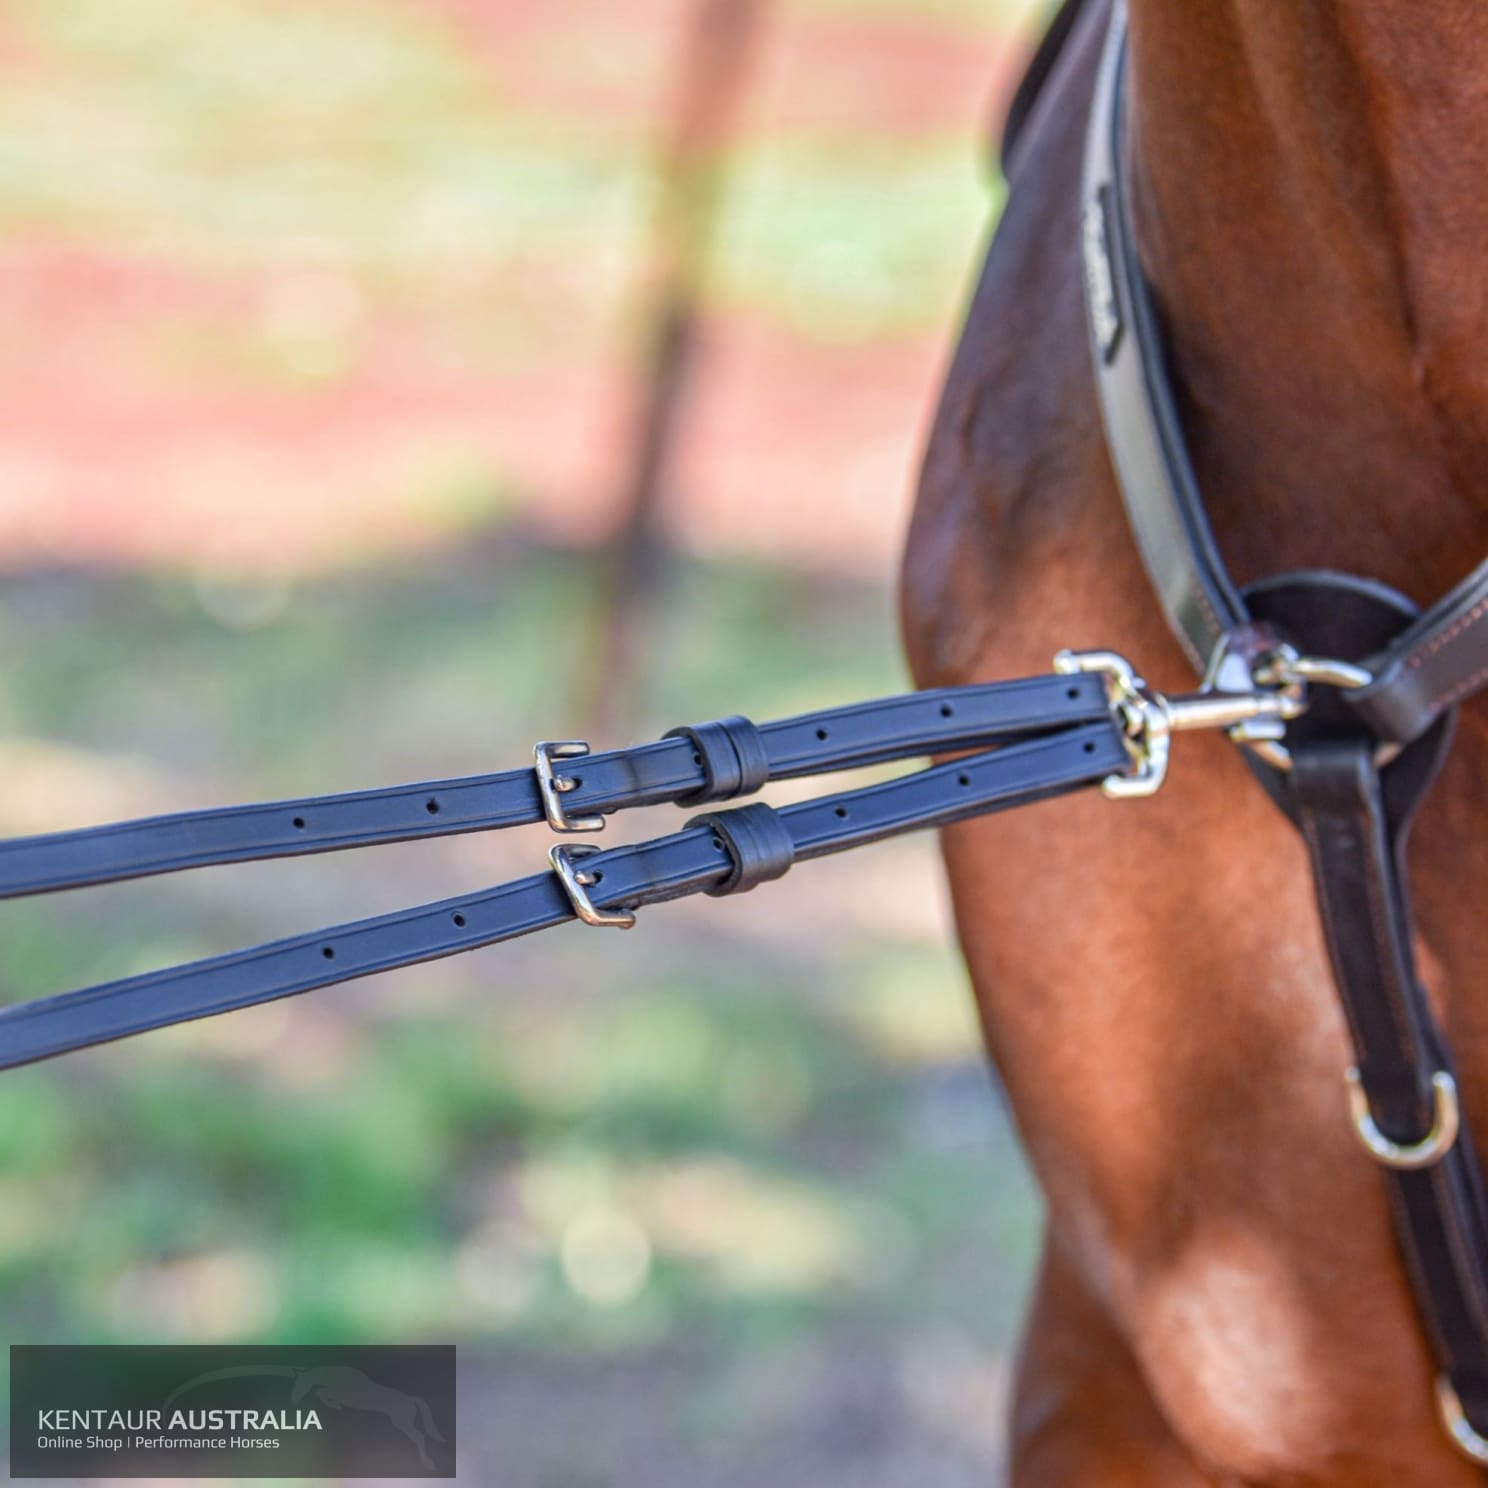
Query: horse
[[902, 1, 1488, 1481]]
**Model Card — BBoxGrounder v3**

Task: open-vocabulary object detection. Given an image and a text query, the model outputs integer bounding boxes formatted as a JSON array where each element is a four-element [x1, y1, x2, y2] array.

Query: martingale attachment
[[0, 647, 1401, 1072], [1052, 646, 1307, 797]]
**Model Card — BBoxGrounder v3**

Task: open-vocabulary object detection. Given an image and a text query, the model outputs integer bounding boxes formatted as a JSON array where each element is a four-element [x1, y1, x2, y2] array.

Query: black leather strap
[[0, 674, 1110, 900], [1293, 741, 1488, 1432], [0, 720, 1129, 1071]]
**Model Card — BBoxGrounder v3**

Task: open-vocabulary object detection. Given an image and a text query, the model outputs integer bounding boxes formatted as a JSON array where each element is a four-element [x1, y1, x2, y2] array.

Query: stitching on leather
[[1431, 1159, 1488, 1340], [1298, 805, 1375, 1056], [1355, 799, 1422, 1069], [1408, 594, 1488, 669], [1430, 656, 1488, 713], [1300, 791, 1488, 1336], [1299, 797, 1416, 1073]]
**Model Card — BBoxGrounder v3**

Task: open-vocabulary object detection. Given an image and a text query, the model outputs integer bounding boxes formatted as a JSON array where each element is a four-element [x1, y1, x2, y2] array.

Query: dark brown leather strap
[[1293, 741, 1488, 1433], [1353, 563, 1488, 744]]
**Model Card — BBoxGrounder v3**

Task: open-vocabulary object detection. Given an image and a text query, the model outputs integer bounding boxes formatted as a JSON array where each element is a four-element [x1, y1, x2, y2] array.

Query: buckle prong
[[549, 843, 636, 928], [534, 740, 605, 833]]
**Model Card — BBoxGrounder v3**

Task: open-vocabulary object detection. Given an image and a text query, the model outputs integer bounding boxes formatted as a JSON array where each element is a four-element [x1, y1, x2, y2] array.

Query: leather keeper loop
[[664, 715, 768, 804], [686, 802, 794, 896]]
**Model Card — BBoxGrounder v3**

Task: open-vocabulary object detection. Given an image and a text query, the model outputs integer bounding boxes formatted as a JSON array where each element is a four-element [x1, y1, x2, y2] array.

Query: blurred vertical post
[[579, 0, 769, 735]]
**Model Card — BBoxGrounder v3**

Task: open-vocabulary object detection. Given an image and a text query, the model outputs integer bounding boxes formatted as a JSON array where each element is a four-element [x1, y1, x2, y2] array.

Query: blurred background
[[0, 0, 1049, 1481]]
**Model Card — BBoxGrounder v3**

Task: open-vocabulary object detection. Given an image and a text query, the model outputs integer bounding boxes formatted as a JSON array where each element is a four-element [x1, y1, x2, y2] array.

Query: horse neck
[[1123, 2, 1488, 601]]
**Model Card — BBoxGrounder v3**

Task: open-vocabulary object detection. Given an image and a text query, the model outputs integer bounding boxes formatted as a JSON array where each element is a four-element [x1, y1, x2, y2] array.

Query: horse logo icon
[[166, 1363, 447, 1470]]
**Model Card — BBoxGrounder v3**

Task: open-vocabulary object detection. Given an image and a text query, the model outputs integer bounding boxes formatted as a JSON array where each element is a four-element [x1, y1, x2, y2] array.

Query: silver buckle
[[548, 843, 635, 929], [533, 740, 605, 833]]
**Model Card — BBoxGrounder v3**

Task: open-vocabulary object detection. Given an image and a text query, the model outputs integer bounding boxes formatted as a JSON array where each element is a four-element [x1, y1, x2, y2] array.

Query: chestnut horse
[[902, 1, 1488, 1482]]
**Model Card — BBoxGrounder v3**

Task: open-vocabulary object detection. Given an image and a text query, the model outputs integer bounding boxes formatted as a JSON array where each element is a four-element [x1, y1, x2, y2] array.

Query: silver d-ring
[[1345, 1067, 1459, 1170], [1438, 1377, 1488, 1464], [1240, 651, 1400, 773]]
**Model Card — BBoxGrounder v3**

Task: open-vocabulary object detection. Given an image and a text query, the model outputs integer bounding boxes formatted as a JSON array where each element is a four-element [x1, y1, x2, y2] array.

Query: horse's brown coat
[[901, 3, 1488, 1481]]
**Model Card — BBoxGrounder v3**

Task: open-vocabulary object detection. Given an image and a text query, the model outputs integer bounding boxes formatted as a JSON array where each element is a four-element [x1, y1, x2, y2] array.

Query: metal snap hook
[[1052, 647, 1306, 798], [1242, 647, 1402, 773]]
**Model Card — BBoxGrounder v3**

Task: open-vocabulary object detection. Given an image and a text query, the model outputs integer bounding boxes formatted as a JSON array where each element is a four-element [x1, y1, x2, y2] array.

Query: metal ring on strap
[[686, 801, 794, 897], [1438, 1377, 1488, 1465], [1345, 1066, 1460, 1170], [664, 716, 769, 805], [1242, 653, 1403, 774]]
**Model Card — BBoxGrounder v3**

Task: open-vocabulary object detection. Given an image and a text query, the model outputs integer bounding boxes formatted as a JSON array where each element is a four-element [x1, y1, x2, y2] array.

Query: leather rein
[[2, 0, 1488, 1467], [1082, 0, 1488, 1465]]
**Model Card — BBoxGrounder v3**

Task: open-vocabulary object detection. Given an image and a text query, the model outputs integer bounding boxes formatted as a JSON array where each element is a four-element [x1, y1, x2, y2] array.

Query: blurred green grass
[[0, 543, 1039, 1363]]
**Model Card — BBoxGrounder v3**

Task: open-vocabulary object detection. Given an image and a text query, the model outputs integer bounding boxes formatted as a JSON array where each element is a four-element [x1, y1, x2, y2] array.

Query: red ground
[[0, 1, 1030, 578]]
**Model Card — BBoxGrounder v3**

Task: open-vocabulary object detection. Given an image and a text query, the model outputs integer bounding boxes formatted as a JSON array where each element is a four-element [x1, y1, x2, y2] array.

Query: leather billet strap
[[0, 673, 1110, 900], [0, 720, 1129, 1071], [1081, 0, 1488, 740], [1293, 741, 1488, 1437]]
